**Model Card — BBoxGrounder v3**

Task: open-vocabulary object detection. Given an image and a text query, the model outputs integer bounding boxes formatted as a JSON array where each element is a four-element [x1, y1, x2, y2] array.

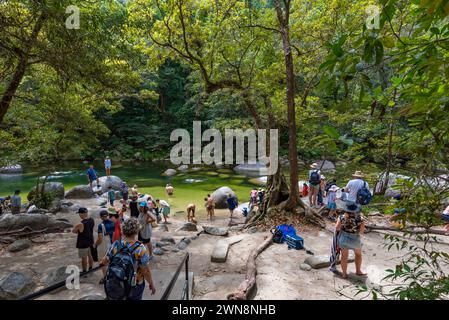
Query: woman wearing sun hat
[[308, 163, 321, 207], [138, 201, 155, 257], [345, 171, 369, 204], [335, 202, 366, 279]]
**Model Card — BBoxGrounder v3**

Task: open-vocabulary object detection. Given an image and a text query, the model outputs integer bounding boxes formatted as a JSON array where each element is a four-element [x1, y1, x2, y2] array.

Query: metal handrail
[[20, 252, 191, 300], [160, 252, 190, 300]]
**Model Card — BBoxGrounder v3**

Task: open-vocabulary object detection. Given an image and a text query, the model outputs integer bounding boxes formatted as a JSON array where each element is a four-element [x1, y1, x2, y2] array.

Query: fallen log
[[227, 234, 273, 300], [0, 227, 63, 238], [365, 224, 448, 236]]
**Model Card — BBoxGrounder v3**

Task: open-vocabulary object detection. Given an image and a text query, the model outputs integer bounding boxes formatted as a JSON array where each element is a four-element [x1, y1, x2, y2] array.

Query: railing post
[[185, 253, 189, 300]]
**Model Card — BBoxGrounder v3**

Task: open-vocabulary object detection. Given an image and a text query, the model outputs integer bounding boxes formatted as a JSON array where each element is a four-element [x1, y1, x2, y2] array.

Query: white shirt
[[443, 205, 449, 216], [345, 179, 368, 202], [159, 200, 170, 207]]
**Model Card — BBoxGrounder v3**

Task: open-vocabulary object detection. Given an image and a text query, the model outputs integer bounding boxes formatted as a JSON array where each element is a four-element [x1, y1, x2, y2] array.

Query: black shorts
[[138, 233, 151, 244]]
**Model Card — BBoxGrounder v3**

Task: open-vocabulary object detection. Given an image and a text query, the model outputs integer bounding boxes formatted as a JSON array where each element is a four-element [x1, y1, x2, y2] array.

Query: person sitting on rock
[[186, 203, 196, 222]]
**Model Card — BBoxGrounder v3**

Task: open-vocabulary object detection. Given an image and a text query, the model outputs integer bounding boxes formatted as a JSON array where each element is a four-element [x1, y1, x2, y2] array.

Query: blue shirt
[[226, 197, 237, 210], [108, 190, 115, 201], [10, 195, 21, 207], [98, 219, 115, 243], [87, 168, 97, 180], [104, 159, 112, 168]]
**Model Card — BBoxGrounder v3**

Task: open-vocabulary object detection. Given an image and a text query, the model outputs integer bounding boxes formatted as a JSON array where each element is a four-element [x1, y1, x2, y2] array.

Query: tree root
[[0, 227, 53, 237], [365, 224, 449, 236], [227, 234, 274, 300]]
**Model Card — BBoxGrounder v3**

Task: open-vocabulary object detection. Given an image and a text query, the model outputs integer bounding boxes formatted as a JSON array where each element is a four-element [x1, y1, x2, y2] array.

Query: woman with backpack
[[138, 201, 155, 258], [101, 218, 156, 300], [308, 163, 321, 207], [335, 202, 366, 279]]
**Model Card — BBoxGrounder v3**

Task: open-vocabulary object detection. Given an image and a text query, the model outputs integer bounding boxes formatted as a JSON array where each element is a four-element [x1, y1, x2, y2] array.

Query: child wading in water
[[327, 185, 339, 221]]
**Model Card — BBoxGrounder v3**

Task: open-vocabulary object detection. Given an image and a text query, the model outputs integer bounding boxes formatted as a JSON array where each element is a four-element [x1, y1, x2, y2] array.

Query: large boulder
[[27, 182, 65, 201], [176, 222, 198, 232], [7, 239, 31, 253], [92, 176, 123, 194], [233, 163, 268, 176], [65, 185, 94, 199], [0, 272, 35, 300], [315, 160, 336, 172], [202, 226, 229, 236], [0, 214, 72, 232], [163, 169, 177, 177], [210, 186, 237, 209], [0, 164, 22, 174], [42, 266, 68, 287], [375, 173, 411, 198]]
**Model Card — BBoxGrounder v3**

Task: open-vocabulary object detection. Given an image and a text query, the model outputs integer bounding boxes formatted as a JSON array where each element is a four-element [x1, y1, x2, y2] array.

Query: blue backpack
[[309, 170, 321, 184], [357, 181, 372, 205], [271, 224, 296, 243]]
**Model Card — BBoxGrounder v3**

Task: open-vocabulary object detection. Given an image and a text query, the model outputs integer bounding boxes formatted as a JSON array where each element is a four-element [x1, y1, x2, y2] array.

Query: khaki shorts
[[309, 183, 320, 191], [78, 247, 92, 259]]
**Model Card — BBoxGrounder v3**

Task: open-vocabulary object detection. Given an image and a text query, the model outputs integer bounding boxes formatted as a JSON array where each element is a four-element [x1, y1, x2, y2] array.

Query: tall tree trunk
[[0, 12, 47, 124], [0, 58, 28, 124], [274, 0, 300, 211]]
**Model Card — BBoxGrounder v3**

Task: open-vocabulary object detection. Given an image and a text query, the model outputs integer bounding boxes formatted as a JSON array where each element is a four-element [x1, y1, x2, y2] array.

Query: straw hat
[[352, 170, 365, 178], [310, 163, 319, 169]]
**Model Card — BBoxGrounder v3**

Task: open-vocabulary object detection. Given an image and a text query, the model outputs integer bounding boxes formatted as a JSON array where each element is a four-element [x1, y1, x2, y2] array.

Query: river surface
[[0, 160, 382, 214]]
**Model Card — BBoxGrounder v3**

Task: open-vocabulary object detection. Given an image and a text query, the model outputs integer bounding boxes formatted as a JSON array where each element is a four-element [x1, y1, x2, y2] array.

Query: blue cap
[[139, 201, 147, 207]]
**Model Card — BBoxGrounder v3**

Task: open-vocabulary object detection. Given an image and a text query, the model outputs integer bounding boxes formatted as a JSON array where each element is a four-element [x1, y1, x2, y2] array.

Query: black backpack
[[104, 240, 140, 300], [309, 170, 321, 184]]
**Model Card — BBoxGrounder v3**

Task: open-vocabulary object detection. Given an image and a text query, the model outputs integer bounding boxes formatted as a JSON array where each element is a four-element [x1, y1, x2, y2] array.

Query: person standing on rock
[[72, 207, 95, 273], [94, 209, 115, 283], [138, 201, 155, 258], [335, 202, 366, 279], [87, 165, 100, 189], [104, 156, 112, 177], [226, 193, 238, 225], [10, 190, 21, 214], [207, 194, 215, 218], [156, 199, 170, 224], [345, 171, 369, 205], [186, 203, 196, 222], [308, 163, 321, 208], [101, 218, 156, 300]]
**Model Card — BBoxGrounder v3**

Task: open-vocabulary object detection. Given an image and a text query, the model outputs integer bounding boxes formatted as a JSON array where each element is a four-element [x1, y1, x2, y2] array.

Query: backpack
[[357, 181, 372, 205], [104, 240, 141, 300], [309, 170, 321, 184], [271, 224, 296, 243]]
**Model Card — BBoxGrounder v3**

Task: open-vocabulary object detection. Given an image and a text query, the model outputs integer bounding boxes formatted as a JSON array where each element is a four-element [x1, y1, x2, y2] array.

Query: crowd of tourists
[[3, 156, 449, 298]]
